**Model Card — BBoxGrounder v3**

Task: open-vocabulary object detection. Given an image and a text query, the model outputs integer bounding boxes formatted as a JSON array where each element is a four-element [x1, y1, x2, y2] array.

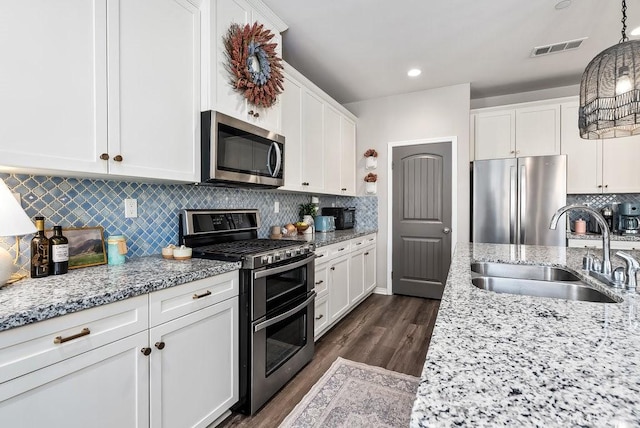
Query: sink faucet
[[549, 204, 612, 276], [616, 251, 640, 291]]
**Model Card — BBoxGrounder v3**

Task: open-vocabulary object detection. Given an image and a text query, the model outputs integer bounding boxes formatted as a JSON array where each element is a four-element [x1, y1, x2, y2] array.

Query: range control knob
[[261, 255, 269, 265], [274, 252, 281, 261], [293, 248, 300, 256], [267, 255, 273, 264], [285, 250, 292, 257]]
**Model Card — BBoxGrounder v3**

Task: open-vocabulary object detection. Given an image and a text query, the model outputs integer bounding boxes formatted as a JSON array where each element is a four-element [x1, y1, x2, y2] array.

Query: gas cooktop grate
[[195, 239, 303, 257]]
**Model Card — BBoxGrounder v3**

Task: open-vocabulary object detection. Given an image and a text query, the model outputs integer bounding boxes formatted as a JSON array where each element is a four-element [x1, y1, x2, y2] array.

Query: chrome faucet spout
[[549, 204, 612, 275]]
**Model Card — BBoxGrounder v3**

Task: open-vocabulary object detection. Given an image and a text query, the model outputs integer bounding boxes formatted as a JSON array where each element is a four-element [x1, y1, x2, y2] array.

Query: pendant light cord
[[621, 0, 628, 43]]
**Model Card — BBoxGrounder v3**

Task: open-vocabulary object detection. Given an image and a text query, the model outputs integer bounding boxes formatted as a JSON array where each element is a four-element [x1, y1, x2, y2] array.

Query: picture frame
[[45, 226, 107, 269]]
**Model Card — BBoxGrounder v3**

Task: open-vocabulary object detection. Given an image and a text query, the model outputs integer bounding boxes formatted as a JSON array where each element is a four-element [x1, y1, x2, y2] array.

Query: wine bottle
[[30, 216, 49, 278], [50, 226, 69, 275]]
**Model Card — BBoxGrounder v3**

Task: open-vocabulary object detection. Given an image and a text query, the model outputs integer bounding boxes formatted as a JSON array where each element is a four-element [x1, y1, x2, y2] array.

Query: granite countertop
[[411, 243, 640, 426], [279, 228, 377, 247], [568, 231, 640, 242], [0, 256, 240, 332]]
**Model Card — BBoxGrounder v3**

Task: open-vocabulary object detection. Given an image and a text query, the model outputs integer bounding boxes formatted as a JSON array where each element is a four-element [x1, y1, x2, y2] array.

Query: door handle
[[443, 227, 451, 234]]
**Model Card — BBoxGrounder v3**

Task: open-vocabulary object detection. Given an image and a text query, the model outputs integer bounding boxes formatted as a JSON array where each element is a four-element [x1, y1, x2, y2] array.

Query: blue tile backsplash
[[0, 173, 377, 273]]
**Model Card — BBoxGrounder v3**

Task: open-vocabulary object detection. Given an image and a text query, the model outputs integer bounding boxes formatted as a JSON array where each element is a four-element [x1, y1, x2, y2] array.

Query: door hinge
[[391, 271, 393, 280], [392, 161, 394, 170]]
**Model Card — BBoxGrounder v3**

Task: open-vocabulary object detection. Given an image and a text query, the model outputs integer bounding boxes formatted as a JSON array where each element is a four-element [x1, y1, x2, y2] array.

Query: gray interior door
[[392, 143, 452, 299]]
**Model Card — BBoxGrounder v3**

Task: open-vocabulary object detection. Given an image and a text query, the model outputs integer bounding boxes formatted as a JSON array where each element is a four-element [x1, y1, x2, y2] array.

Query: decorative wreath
[[223, 22, 284, 108]]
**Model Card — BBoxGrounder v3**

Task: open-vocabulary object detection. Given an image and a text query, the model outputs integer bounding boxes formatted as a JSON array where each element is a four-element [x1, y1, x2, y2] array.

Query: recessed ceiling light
[[555, 0, 571, 10], [631, 26, 640, 36], [407, 69, 421, 77]]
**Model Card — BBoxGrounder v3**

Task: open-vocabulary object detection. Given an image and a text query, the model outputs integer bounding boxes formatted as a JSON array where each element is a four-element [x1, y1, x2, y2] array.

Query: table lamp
[[0, 178, 37, 285]]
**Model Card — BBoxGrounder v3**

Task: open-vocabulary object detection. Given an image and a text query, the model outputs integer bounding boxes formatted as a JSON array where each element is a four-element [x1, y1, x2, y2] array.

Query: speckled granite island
[[0, 256, 240, 332], [411, 243, 640, 427]]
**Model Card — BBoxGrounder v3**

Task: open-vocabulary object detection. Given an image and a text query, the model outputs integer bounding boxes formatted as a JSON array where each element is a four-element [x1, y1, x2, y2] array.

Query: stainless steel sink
[[471, 276, 619, 303], [471, 262, 582, 282]]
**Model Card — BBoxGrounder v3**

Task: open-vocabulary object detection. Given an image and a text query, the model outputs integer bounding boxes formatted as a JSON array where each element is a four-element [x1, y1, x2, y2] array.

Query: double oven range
[[179, 209, 316, 415]]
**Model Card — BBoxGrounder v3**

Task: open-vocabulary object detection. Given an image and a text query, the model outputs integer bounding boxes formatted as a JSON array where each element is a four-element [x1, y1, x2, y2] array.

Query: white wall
[[345, 83, 471, 294]]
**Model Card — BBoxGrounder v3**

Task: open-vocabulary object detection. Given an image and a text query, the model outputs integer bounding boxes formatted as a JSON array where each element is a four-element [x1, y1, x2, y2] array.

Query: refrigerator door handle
[[510, 165, 517, 244], [519, 165, 527, 244]]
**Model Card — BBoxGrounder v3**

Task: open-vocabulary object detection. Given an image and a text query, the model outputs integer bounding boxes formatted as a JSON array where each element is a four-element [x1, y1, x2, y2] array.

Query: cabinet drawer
[[149, 271, 239, 327], [314, 264, 328, 297], [330, 242, 351, 257], [314, 295, 329, 339], [0, 295, 148, 384], [314, 246, 331, 264]]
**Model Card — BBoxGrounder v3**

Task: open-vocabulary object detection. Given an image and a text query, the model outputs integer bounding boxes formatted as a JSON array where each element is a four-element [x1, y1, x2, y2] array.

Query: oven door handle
[[253, 292, 316, 333], [253, 254, 315, 280]]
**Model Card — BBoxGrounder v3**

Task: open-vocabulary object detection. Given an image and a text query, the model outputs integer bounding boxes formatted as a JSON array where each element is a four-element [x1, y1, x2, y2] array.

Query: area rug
[[279, 357, 419, 428]]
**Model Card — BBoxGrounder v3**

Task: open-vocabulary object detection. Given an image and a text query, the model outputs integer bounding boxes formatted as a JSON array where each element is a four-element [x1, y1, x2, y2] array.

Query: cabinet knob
[[113, 155, 123, 162], [598, 185, 603, 188], [302, 182, 309, 186], [254, 112, 260, 118], [604, 184, 609, 188], [341, 188, 347, 191], [364, 252, 370, 256], [331, 266, 336, 271], [155, 341, 165, 350], [100, 153, 109, 161], [315, 314, 324, 320], [510, 150, 515, 154], [248, 110, 254, 116], [141, 347, 152, 356]]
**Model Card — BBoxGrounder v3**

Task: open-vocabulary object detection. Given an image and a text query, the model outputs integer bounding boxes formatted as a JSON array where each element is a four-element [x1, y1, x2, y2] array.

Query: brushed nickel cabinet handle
[[341, 188, 347, 191], [315, 280, 324, 285], [155, 342, 165, 350], [193, 290, 212, 299], [54, 327, 90, 344], [338, 247, 345, 251], [315, 314, 324, 320], [316, 254, 325, 258], [141, 347, 152, 356], [113, 155, 123, 162], [100, 153, 109, 160], [364, 252, 370, 255]]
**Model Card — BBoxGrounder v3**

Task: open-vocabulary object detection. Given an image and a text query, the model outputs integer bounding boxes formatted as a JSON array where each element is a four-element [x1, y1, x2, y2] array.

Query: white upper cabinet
[[107, 0, 200, 182], [281, 63, 358, 196], [0, 0, 200, 182], [205, 0, 286, 133], [473, 102, 560, 160], [0, 1, 108, 175], [561, 99, 640, 194]]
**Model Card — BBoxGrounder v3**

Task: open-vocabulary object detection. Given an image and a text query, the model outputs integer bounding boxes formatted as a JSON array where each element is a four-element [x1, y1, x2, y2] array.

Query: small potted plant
[[298, 202, 317, 233], [364, 149, 378, 170], [364, 172, 378, 194]]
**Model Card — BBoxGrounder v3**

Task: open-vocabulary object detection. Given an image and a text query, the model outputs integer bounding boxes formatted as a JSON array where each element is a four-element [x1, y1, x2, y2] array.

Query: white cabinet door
[[474, 110, 515, 160], [149, 297, 238, 428], [0, 0, 108, 174], [212, 0, 282, 133], [364, 245, 377, 292], [328, 256, 350, 322], [301, 91, 325, 192], [602, 136, 640, 194], [561, 102, 603, 194], [107, 0, 200, 182], [348, 250, 365, 305], [281, 73, 303, 191], [314, 295, 329, 340], [0, 331, 149, 428], [323, 105, 342, 193], [340, 117, 357, 195], [515, 104, 561, 157]]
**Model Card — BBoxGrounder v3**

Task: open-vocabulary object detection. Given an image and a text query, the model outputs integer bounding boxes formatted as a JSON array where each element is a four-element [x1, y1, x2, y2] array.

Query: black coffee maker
[[617, 203, 640, 234]]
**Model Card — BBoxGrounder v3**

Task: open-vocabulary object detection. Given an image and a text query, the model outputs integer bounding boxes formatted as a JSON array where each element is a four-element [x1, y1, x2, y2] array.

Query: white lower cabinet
[[0, 271, 240, 428], [328, 255, 350, 322], [0, 331, 150, 428], [314, 234, 377, 340], [568, 239, 640, 251], [149, 297, 238, 428]]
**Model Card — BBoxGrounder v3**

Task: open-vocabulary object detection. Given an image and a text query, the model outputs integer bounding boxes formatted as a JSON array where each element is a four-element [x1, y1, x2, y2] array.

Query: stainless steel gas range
[[179, 209, 316, 415]]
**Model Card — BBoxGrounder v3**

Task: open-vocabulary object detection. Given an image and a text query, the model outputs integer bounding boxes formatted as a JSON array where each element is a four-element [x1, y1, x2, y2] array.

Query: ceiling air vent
[[531, 37, 587, 57]]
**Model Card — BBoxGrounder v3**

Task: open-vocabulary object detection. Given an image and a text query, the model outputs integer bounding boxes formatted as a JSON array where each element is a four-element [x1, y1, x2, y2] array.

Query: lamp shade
[[579, 40, 640, 139], [0, 179, 36, 237]]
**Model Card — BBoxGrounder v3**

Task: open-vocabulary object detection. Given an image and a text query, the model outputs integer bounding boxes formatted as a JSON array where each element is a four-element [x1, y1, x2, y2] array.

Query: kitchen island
[[411, 243, 640, 426]]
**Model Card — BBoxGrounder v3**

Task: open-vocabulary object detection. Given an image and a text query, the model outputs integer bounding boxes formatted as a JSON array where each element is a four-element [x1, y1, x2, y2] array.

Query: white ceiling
[[260, 0, 640, 104]]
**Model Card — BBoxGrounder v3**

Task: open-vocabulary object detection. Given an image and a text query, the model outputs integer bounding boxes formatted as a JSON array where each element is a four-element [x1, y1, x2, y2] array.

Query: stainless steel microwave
[[201, 111, 284, 188]]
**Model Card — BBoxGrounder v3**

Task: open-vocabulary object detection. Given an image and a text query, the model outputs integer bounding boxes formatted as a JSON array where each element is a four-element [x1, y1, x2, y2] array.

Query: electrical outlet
[[124, 199, 138, 218], [274, 201, 280, 213]]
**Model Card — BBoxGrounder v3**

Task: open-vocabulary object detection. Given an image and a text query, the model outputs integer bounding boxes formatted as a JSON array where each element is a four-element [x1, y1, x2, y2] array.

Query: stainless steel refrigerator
[[472, 155, 567, 246]]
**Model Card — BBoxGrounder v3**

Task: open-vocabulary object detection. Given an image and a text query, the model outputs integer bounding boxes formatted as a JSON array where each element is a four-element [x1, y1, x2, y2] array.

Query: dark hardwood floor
[[219, 293, 441, 428]]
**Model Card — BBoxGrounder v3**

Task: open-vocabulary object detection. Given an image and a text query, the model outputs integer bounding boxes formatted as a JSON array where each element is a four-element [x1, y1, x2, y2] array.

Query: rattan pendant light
[[579, 0, 640, 139]]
